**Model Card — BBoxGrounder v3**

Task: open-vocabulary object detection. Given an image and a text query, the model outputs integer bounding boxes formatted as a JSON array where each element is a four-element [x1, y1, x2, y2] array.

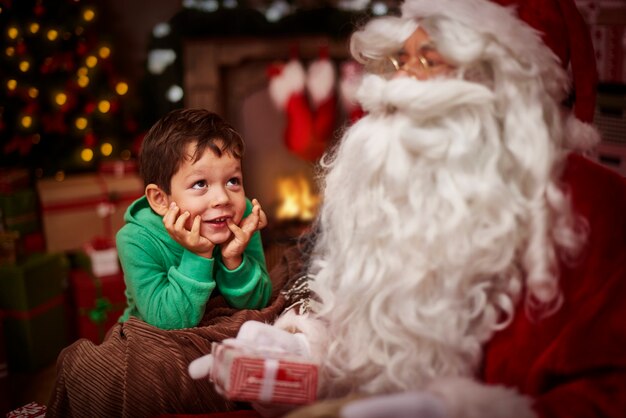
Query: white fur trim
[[268, 60, 306, 109], [273, 310, 328, 363], [306, 58, 336, 106], [427, 376, 537, 418], [564, 115, 601, 150]]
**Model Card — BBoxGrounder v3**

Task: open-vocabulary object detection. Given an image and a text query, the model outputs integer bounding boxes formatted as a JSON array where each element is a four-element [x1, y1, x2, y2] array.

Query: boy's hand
[[221, 199, 268, 269], [163, 202, 215, 258]]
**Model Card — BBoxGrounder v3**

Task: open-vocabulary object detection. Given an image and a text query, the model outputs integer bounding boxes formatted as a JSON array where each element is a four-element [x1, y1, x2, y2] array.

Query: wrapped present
[[69, 263, 126, 344], [0, 169, 30, 194], [83, 237, 120, 277], [6, 402, 47, 418], [0, 231, 20, 265], [210, 339, 318, 405], [99, 159, 138, 177], [0, 253, 70, 372], [0, 189, 40, 235], [37, 173, 143, 252]]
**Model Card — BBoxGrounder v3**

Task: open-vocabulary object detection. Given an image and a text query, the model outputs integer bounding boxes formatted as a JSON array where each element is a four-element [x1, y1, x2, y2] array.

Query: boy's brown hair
[[139, 108, 244, 194]]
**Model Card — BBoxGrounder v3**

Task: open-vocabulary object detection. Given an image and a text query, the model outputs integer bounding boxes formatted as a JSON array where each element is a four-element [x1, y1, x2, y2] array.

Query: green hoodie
[[116, 196, 271, 330]]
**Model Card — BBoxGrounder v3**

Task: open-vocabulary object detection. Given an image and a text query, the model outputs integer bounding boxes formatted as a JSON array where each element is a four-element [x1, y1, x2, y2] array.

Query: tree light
[[77, 75, 89, 87], [47, 29, 59, 41], [83, 8, 96, 22], [28, 88, 39, 98], [101, 142, 113, 156], [98, 46, 111, 59], [54, 171, 65, 182], [98, 100, 111, 113], [115, 82, 128, 95], [7, 26, 19, 39], [86, 55, 98, 68], [7, 79, 17, 91], [19, 60, 30, 72], [55, 92, 67, 106], [21, 115, 33, 128], [75, 117, 88, 130], [29, 23, 40, 34], [81, 148, 94, 162], [5, 46, 15, 57]]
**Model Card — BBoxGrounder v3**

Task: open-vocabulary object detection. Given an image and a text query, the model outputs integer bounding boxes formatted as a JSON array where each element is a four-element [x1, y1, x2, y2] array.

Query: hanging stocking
[[339, 60, 365, 124], [305, 48, 337, 161], [267, 59, 314, 159]]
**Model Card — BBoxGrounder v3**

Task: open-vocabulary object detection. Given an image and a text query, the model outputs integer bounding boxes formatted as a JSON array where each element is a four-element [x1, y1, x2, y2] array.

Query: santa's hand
[[188, 353, 214, 380], [237, 320, 311, 358], [340, 392, 446, 418]]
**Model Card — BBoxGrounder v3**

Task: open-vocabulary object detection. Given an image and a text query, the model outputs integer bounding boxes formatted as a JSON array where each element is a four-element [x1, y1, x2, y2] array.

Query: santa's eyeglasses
[[366, 42, 455, 79]]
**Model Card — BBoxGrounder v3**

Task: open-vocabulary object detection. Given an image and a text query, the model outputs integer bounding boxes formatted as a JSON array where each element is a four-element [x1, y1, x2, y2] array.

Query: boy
[[116, 108, 271, 330]]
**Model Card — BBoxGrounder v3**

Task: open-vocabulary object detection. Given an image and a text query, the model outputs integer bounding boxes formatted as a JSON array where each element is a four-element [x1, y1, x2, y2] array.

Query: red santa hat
[[401, 0, 600, 150]]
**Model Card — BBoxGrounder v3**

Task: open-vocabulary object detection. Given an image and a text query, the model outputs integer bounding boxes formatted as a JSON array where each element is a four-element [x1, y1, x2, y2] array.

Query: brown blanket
[[47, 244, 306, 418]]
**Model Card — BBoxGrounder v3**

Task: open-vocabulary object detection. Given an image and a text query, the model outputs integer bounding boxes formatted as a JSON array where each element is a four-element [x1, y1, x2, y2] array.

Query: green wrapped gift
[[0, 189, 40, 235], [0, 252, 70, 372]]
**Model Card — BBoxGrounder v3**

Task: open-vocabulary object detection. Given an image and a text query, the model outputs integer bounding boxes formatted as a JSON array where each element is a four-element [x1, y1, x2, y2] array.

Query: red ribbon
[[2, 294, 65, 321]]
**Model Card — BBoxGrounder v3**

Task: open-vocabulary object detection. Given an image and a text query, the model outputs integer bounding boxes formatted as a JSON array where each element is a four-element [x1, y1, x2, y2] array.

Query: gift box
[[69, 257, 126, 344], [37, 173, 143, 253], [6, 402, 47, 418], [0, 190, 40, 235], [83, 237, 120, 277], [0, 253, 70, 372], [0, 169, 30, 194], [99, 159, 138, 177], [210, 340, 318, 405]]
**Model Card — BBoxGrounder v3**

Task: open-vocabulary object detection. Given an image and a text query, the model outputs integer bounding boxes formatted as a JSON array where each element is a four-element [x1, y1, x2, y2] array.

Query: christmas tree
[[0, 0, 140, 179]]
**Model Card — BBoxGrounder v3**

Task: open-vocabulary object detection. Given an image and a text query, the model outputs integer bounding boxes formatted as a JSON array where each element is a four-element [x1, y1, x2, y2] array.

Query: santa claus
[[190, 0, 626, 417]]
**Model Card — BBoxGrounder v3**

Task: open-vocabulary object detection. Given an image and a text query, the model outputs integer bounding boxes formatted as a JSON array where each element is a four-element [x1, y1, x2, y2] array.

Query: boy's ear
[[145, 184, 170, 216]]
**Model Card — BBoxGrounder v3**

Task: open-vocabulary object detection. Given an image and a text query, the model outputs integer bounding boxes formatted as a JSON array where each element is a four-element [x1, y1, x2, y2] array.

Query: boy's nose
[[209, 187, 230, 206]]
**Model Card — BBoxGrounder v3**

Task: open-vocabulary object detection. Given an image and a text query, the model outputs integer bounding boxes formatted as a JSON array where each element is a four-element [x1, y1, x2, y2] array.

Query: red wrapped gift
[[210, 340, 318, 405], [6, 402, 47, 418], [70, 268, 126, 344]]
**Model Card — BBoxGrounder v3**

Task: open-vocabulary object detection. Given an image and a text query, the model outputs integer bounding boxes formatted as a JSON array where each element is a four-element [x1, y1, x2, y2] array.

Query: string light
[[55, 171, 65, 182], [28, 87, 39, 98], [85, 55, 97, 68], [21, 115, 33, 128], [81, 148, 94, 162], [32, 134, 41, 144], [7, 26, 19, 40], [115, 82, 128, 95], [47, 29, 59, 41], [7, 79, 17, 91], [29, 23, 40, 34], [75, 117, 88, 130], [19, 60, 30, 72], [101, 142, 113, 156], [77, 67, 88, 76], [121, 149, 131, 160], [5, 46, 15, 57], [83, 8, 96, 22], [98, 46, 111, 59], [97, 100, 110, 113], [55, 92, 67, 106], [77, 75, 89, 87]]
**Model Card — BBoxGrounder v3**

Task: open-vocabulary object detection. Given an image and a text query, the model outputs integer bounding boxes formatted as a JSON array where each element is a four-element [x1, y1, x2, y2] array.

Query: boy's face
[[166, 140, 246, 245]]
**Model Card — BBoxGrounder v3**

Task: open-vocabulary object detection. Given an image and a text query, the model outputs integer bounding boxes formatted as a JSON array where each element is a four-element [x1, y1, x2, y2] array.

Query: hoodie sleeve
[[117, 225, 216, 329], [215, 199, 272, 309]]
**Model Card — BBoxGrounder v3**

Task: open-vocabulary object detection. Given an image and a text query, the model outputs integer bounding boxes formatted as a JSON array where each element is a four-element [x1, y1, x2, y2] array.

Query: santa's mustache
[[357, 74, 495, 122]]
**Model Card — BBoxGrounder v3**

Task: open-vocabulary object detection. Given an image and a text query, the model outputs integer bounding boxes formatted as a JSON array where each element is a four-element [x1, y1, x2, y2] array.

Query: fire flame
[[275, 174, 319, 221]]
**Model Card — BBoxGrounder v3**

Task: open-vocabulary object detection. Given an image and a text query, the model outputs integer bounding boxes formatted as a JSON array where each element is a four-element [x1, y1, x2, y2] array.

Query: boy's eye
[[192, 180, 207, 190], [226, 177, 241, 187]]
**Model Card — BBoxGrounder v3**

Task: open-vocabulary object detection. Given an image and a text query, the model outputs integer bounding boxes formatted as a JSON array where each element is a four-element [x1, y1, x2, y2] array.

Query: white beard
[[308, 75, 535, 397]]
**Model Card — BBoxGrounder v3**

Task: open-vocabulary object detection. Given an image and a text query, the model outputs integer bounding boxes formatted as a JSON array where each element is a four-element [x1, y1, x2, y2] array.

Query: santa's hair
[[306, 3, 588, 397]]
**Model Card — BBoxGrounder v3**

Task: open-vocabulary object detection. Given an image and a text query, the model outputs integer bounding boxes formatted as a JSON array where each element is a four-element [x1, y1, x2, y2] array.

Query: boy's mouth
[[206, 216, 229, 225]]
